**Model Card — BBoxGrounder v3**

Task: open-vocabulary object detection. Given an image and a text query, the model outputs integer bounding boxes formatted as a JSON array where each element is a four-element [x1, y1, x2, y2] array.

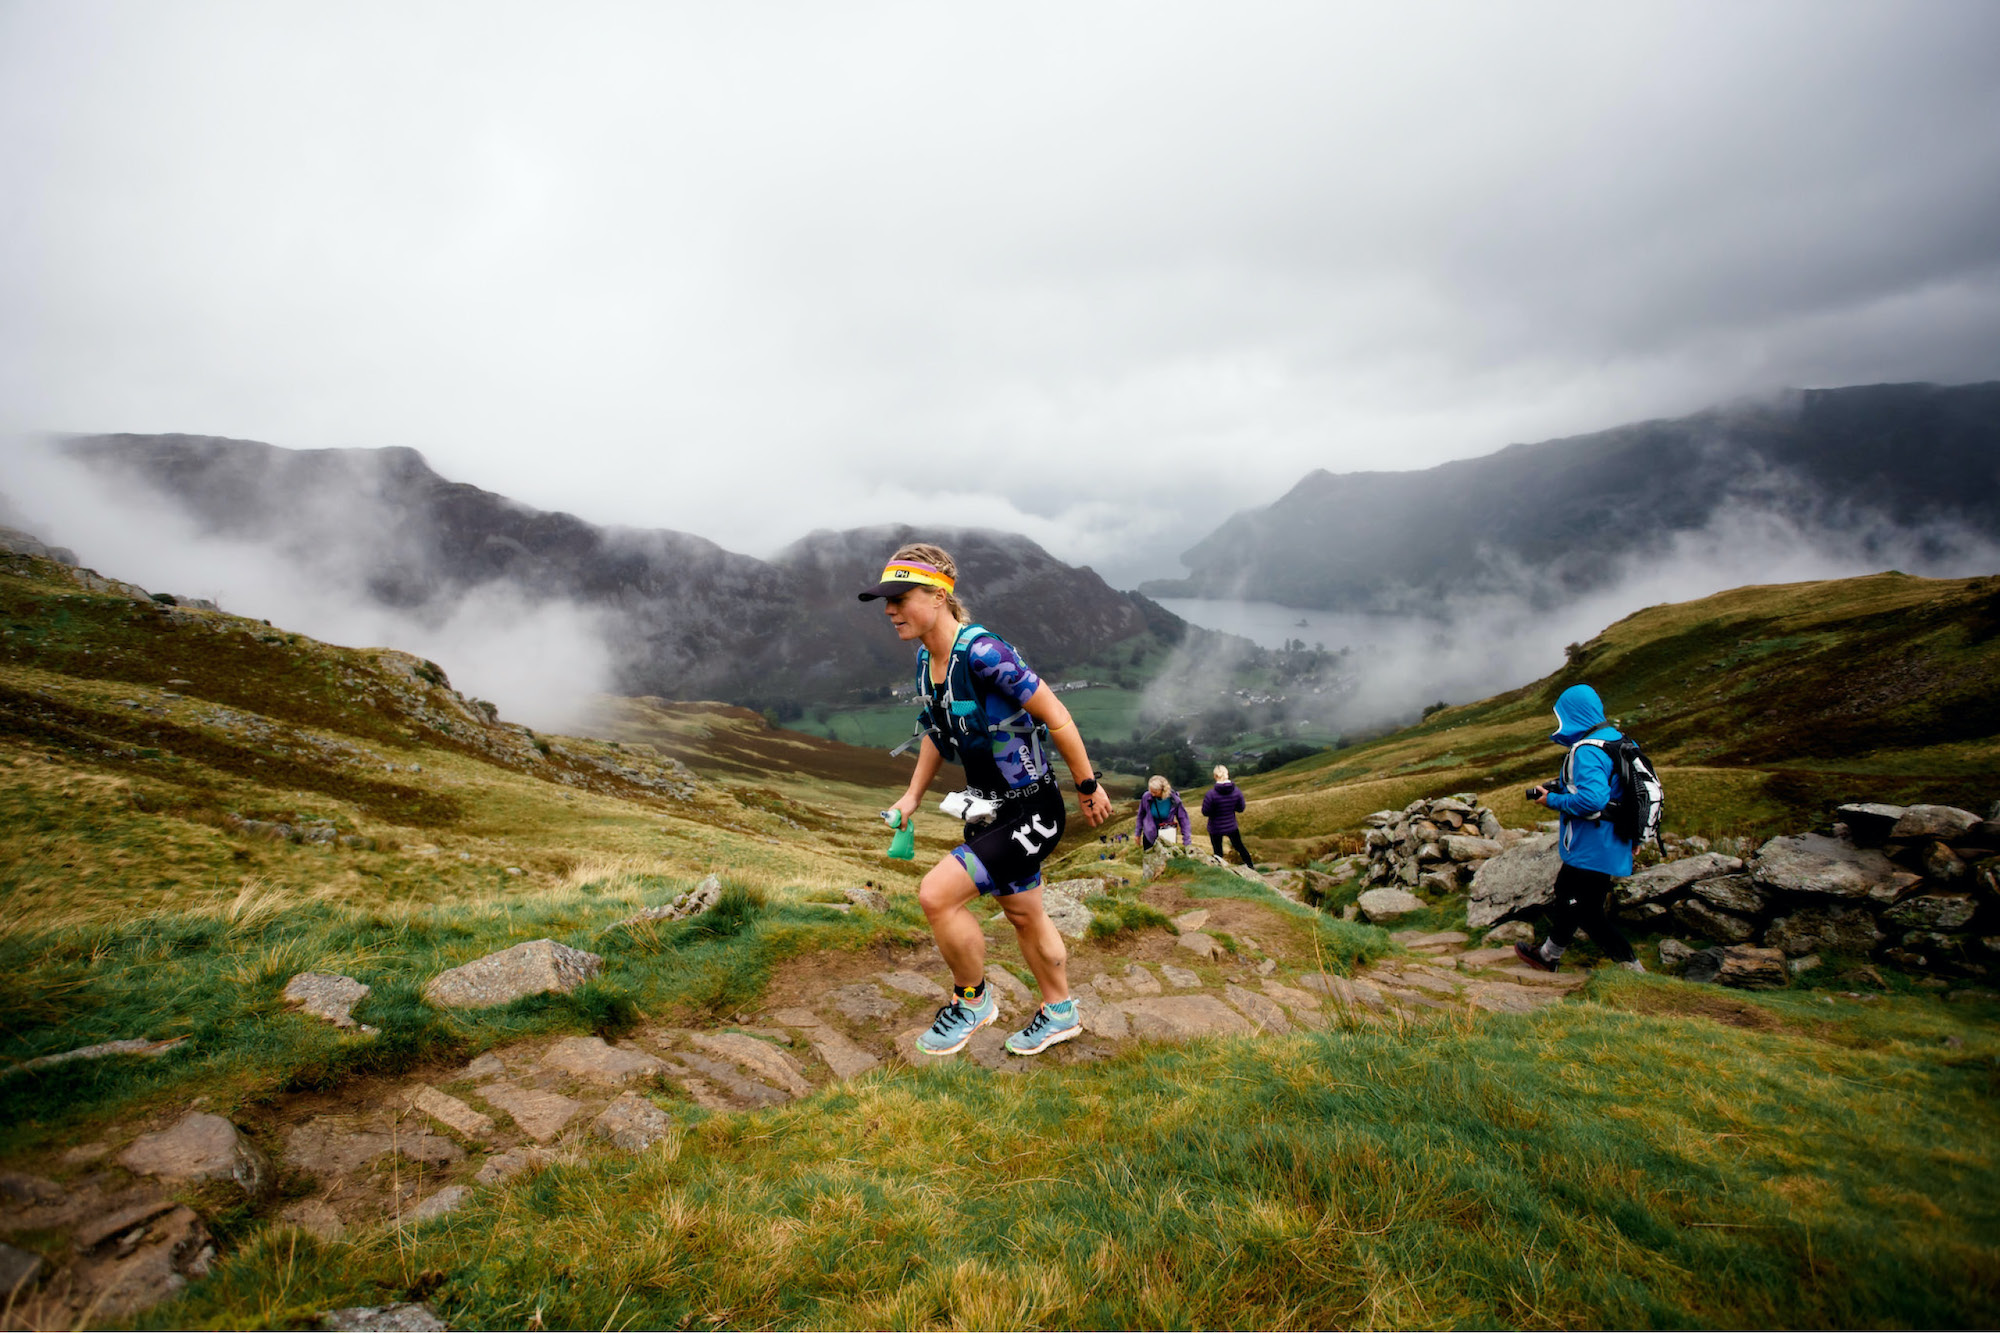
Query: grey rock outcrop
[[283, 973, 371, 1029], [423, 939, 603, 1009], [1764, 905, 1885, 957], [1750, 834, 1898, 899], [1613, 852, 1745, 907], [1357, 887, 1426, 923], [1684, 945, 1788, 989], [591, 1092, 675, 1152], [117, 1113, 269, 1198], [1466, 834, 1560, 928]]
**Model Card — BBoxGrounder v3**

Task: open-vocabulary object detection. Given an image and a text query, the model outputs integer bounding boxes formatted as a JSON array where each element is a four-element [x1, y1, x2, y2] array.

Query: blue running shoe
[[1005, 999, 1082, 1055], [917, 991, 997, 1055]]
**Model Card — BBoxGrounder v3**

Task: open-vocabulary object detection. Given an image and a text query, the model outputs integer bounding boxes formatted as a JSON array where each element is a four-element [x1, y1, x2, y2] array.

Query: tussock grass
[[0, 873, 922, 1152], [153, 984, 2000, 1331]]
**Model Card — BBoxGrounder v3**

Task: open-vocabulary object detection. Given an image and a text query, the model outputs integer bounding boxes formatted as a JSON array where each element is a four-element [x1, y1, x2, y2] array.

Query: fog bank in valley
[[0, 439, 616, 732], [1151, 502, 2000, 739]]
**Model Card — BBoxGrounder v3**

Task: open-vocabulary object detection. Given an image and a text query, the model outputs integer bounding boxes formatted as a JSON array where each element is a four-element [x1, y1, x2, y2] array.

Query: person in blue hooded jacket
[[1513, 683, 1645, 974]]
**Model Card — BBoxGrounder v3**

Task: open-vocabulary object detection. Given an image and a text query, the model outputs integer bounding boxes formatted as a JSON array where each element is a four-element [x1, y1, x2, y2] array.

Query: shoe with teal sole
[[1005, 999, 1082, 1055], [917, 992, 997, 1055]]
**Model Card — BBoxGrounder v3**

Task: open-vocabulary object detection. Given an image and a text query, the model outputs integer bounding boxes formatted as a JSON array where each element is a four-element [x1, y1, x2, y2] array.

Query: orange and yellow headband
[[877, 561, 954, 593]]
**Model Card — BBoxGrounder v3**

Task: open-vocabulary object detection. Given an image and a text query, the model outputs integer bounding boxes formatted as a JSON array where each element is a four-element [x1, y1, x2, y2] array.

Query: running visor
[[858, 560, 956, 601]]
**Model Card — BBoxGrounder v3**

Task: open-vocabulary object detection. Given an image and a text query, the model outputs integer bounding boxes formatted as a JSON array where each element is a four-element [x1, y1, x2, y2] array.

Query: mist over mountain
[[45, 435, 1166, 713], [1142, 381, 2000, 611]]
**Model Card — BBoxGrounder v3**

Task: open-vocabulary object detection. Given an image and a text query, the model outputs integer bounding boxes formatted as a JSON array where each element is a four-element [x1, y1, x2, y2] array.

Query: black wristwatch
[[1075, 776, 1100, 796]]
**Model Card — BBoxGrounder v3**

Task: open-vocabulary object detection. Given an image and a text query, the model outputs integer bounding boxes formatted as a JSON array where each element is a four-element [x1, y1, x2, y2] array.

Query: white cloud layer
[[0, 439, 616, 731], [3, 1, 1998, 588]]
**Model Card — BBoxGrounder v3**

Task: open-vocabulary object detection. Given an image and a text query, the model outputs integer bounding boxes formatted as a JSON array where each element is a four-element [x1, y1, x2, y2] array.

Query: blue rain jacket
[[1543, 683, 1633, 876]]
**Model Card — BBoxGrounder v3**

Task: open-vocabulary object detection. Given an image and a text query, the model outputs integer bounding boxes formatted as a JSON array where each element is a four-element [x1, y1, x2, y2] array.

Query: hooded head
[[1550, 683, 1607, 745]]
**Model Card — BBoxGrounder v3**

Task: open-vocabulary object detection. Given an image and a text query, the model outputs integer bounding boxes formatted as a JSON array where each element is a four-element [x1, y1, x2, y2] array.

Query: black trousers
[[1209, 828, 1253, 865], [1542, 862, 1636, 962]]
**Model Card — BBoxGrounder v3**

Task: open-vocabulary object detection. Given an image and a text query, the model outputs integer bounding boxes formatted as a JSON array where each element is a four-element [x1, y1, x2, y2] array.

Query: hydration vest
[[892, 623, 1051, 794]]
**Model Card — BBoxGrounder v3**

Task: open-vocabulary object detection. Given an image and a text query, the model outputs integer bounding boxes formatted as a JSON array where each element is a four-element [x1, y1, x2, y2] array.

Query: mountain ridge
[[1142, 380, 2000, 610], [56, 434, 1175, 707]]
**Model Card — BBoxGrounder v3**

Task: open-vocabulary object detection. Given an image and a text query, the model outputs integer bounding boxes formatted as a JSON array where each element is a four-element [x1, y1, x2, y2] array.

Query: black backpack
[[1573, 737, 1665, 851]]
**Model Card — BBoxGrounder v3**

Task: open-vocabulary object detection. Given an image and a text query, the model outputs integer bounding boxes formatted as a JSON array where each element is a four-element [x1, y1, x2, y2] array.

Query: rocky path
[[0, 912, 1590, 1327]]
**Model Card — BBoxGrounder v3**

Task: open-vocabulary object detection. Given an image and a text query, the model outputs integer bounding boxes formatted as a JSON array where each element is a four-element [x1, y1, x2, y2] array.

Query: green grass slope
[[4, 553, 1999, 1329], [1232, 572, 2000, 859]]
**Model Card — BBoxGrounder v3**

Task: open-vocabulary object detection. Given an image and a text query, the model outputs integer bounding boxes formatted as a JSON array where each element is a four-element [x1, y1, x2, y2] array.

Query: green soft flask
[[884, 808, 916, 860]]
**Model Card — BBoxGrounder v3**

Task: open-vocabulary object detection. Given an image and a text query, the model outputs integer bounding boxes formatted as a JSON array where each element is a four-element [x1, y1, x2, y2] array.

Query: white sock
[[1540, 939, 1565, 961]]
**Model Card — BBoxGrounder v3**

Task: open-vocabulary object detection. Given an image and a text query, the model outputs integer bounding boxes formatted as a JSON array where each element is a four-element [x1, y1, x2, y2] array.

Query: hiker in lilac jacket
[[1201, 765, 1254, 866], [1136, 775, 1191, 849]]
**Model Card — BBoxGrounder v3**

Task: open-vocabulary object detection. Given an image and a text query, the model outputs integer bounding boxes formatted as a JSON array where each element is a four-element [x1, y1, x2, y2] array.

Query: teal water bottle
[[884, 808, 916, 860]]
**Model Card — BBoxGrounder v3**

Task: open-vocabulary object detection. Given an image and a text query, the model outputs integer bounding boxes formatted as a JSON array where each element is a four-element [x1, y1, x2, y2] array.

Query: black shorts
[[950, 782, 1067, 897]]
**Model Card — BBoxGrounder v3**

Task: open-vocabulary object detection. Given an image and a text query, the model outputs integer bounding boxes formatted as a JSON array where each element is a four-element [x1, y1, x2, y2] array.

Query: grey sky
[[4, 1, 1998, 588]]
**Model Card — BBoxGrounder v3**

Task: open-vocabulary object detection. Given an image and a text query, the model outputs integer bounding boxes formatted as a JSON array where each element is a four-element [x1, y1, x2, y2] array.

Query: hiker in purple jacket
[[1136, 775, 1191, 849], [1202, 765, 1255, 866]]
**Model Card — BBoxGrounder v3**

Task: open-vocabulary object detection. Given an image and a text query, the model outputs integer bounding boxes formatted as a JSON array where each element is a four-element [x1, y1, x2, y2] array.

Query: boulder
[[406, 1086, 494, 1139], [1670, 898, 1758, 944], [475, 1147, 551, 1185], [1478, 811, 1505, 840], [1481, 920, 1535, 945], [665, 875, 726, 920], [1364, 810, 1397, 828], [1884, 893, 1979, 932], [1177, 931, 1225, 961], [1688, 874, 1769, 917], [1612, 852, 1745, 907], [1466, 834, 1560, 928], [1684, 945, 1789, 989], [826, 984, 901, 1022], [320, 1303, 449, 1332], [1749, 834, 1899, 900], [1764, 905, 1885, 957], [1036, 883, 1096, 939], [1441, 835, 1503, 862], [283, 1122, 462, 1176], [474, 1084, 583, 1142], [1924, 843, 1968, 882], [540, 1036, 665, 1087], [1416, 867, 1458, 895], [1120, 995, 1256, 1040], [1833, 803, 1906, 846], [842, 885, 888, 913], [1955, 820, 2000, 852], [1656, 938, 1697, 973], [408, 1186, 468, 1223], [1222, 985, 1292, 1035], [282, 973, 371, 1029], [1357, 887, 1426, 923], [1891, 805, 1981, 841], [687, 1032, 812, 1096], [118, 1113, 269, 1197], [591, 1092, 674, 1152], [423, 939, 603, 1009]]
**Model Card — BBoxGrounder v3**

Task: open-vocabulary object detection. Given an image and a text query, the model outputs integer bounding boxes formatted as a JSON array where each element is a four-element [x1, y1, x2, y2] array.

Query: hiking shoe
[[1005, 1000, 1082, 1056], [1619, 959, 1648, 974], [1512, 943, 1558, 973], [917, 992, 997, 1055]]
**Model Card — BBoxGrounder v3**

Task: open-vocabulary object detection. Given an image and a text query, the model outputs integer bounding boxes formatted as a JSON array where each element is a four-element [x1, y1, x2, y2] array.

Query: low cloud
[[1146, 499, 2000, 741], [0, 438, 617, 731]]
